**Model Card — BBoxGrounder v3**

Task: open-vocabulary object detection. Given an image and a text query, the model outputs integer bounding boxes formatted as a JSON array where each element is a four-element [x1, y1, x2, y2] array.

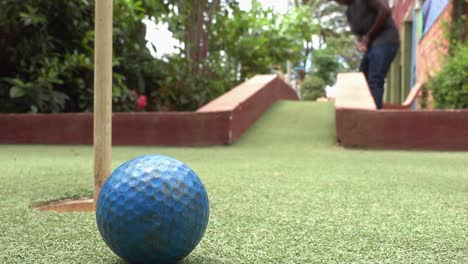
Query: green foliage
[[296, 0, 358, 72], [157, 0, 316, 106], [0, 1, 94, 112], [0, 0, 166, 113], [427, 43, 468, 109], [447, 0, 467, 53], [143, 56, 227, 111], [426, 5, 467, 109], [279, 5, 318, 69], [2, 53, 92, 113], [301, 75, 325, 100], [326, 34, 361, 71], [310, 48, 342, 85], [208, 1, 307, 80], [0, 0, 334, 113]]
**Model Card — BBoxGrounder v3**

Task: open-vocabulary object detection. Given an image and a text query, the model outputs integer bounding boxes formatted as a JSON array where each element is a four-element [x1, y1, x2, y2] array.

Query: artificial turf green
[[0, 101, 467, 263]]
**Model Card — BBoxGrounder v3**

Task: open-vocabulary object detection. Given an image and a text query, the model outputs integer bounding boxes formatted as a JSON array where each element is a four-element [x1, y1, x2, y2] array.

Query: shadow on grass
[[110, 256, 224, 264], [179, 256, 226, 264]]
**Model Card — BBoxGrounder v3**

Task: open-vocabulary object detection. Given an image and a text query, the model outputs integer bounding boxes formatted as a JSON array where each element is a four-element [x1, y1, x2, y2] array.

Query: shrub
[[427, 43, 468, 109], [301, 75, 325, 101], [0, 0, 162, 113]]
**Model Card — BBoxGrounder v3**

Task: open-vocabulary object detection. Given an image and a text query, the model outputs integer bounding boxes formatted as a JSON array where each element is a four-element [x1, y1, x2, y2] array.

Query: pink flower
[[136, 95, 147, 110]]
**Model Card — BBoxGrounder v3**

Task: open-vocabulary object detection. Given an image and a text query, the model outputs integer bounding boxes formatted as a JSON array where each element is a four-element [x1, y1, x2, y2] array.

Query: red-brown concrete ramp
[[197, 75, 299, 143], [335, 73, 468, 150]]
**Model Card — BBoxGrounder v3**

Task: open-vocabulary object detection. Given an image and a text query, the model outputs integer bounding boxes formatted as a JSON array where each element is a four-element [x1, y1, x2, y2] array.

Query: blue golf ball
[[96, 155, 209, 264]]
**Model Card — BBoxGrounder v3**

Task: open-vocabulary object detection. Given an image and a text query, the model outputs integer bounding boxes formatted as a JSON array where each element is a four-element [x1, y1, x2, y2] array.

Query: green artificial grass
[[1, 101, 467, 263]]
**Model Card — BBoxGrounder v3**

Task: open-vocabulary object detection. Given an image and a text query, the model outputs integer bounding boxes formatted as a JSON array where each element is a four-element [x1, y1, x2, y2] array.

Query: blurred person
[[333, 0, 400, 109]]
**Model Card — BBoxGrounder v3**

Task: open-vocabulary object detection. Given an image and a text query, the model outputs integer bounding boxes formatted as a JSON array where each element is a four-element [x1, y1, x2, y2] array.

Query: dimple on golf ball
[[96, 154, 209, 264]]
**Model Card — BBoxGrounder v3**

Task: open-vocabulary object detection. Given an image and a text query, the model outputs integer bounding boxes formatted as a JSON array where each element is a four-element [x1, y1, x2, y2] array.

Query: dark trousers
[[359, 43, 399, 109]]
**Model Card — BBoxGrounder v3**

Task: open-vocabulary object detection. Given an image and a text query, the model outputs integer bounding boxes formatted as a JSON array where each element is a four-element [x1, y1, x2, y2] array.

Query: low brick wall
[[0, 75, 298, 146], [0, 111, 231, 146], [336, 109, 468, 150], [335, 72, 468, 150]]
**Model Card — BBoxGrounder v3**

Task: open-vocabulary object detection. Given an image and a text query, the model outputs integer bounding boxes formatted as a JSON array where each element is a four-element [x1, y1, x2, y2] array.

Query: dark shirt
[[345, 0, 400, 46]]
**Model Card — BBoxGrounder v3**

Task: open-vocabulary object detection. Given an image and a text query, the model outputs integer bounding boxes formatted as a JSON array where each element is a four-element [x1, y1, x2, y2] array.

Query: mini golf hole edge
[[34, 198, 94, 212]]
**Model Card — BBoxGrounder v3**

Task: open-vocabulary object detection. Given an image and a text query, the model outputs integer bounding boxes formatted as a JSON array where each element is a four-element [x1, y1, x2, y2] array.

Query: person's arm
[[356, 36, 367, 52], [365, 0, 392, 43]]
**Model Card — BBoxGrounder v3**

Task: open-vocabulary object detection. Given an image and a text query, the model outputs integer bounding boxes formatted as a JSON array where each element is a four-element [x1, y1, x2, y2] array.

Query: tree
[[310, 48, 342, 85], [166, 0, 221, 75], [280, 5, 318, 69], [293, 0, 361, 73]]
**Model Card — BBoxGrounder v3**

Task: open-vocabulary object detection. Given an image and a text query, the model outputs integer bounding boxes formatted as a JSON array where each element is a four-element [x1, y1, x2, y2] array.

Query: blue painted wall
[[422, 0, 450, 35]]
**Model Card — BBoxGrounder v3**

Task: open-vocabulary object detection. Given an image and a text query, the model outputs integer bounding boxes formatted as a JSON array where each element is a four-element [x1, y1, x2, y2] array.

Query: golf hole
[[34, 198, 94, 212]]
